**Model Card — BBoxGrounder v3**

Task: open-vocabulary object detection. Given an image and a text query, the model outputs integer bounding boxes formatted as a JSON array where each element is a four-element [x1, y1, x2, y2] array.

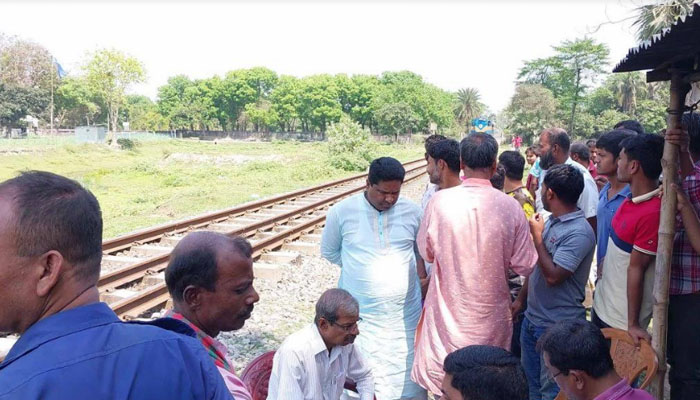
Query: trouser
[[590, 308, 612, 329], [520, 317, 560, 400], [511, 311, 524, 358], [668, 292, 700, 400]]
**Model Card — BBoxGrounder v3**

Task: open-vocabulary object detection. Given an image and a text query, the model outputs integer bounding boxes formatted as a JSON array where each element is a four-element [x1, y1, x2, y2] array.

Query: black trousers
[[668, 293, 700, 400]]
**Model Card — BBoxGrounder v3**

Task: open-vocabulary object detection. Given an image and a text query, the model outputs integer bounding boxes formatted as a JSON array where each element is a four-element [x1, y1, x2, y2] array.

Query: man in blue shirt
[[594, 129, 636, 280], [0, 171, 232, 400]]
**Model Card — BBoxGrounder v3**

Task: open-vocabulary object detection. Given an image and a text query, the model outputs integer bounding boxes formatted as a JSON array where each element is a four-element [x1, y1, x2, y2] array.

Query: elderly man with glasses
[[267, 288, 374, 400]]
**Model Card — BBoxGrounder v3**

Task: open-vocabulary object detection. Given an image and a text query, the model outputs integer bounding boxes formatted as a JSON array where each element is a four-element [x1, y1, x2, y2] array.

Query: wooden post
[[650, 70, 689, 399]]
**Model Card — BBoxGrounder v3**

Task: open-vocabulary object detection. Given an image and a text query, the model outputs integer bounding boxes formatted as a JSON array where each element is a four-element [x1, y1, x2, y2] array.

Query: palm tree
[[633, 0, 697, 42], [455, 88, 484, 130], [609, 72, 647, 115]]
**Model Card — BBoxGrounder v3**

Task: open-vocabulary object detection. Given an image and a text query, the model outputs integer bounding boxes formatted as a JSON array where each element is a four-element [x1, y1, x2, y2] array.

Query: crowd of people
[[0, 114, 699, 400]]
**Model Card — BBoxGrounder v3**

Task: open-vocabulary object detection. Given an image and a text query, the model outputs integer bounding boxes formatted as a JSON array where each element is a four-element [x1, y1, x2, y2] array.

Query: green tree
[[244, 100, 278, 132], [374, 101, 419, 141], [607, 72, 647, 115], [0, 83, 49, 130], [504, 84, 559, 144], [454, 88, 484, 130], [297, 74, 342, 132], [55, 76, 101, 127], [633, 0, 697, 42], [519, 38, 609, 134], [585, 86, 617, 116], [270, 75, 301, 132], [123, 95, 168, 131], [0, 35, 55, 90], [83, 49, 145, 132]]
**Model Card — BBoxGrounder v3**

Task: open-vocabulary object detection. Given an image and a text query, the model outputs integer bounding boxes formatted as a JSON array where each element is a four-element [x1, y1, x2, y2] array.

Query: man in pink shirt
[[539, 319, 653, 400], [412, 133, 538, 397]]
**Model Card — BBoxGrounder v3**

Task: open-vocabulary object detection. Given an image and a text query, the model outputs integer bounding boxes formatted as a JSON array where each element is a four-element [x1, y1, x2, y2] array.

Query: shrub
[[116, 138, 138, 150], [326, 116, 375, 171]]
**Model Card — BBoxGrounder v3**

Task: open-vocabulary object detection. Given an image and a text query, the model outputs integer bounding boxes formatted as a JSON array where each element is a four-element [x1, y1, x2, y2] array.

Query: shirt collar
[[602, 182, 631, 200], [1, 302, 119, 368], [307, 323, 343, 363], [594, 378, 633, 400], [164, 311, 229, 359], [551, 209, 585, 223], [631, 187, 661, 204], [461, 178, 492, 187]]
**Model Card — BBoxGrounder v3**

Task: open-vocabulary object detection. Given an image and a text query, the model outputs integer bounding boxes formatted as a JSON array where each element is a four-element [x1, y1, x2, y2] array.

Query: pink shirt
[[411, 178, 537, 395], [594, 379, 653, 400]]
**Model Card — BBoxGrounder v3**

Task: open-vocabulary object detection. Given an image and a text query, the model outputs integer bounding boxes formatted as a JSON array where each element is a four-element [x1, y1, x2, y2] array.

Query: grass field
[[0, 135, 423, 238]]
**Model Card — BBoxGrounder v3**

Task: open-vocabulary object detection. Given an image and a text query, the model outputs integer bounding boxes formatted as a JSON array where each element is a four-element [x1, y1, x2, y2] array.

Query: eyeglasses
[[330, 318, 362, 332], [546, 369, 564, 381]]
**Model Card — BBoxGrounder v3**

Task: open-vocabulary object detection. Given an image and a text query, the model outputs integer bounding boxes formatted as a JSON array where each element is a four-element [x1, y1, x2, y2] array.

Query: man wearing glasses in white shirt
[[267, 288, 374, 400]]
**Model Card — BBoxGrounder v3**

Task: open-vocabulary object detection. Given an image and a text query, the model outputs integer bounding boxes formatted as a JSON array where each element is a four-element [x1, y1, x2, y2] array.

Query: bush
[[116, 138, 138, 150], [326, 116, 375, 171]]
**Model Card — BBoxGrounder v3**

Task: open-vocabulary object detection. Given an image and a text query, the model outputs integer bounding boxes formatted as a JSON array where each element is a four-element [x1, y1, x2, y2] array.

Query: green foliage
[[326, 116, 375, 171], [518, 38, 609, 133], [84, 49, 145, 132], [504, 84, 559, 144], [0, 83, 49, 129], [374, 102, 419, 141], [633, 0, 697, 42], [116, 137, 138, 150]]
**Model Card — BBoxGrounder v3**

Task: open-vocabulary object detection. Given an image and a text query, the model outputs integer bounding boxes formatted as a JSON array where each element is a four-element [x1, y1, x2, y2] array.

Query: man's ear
[[437, 159, 446, 171], [182, 285, 203, 310], [629, 160, 641, 176], [36, 250, 63, 297], [569, 370, 586, 390], [318, 317, 330, 332]]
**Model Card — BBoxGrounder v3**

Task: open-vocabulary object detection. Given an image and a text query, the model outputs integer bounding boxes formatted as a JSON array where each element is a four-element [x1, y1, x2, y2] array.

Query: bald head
[[165, 231, 252, 302]]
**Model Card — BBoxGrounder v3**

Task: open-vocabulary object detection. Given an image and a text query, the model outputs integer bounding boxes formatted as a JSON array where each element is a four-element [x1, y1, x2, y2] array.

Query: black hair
[[682, 112, 700, 155], [0, 171, 103, 283], [613, 119, 645, 135], [544, 128, 571, 153], [620, 133, 664, 180], [542, 164, 584, 206], [368, 157, 405, 185], [165, 233, 252, 302], [424, 134, 447, 152], [596, 129, 637, 159], [428, 139, 460, 173], [525, 146, 539, 156], [460, 133, 498, 169], [585, 139, 597, 147], [443, 345, 528, 400], [570, 143, 591, 163], [490, 164, 506, 190], [537, 319, 614, 379], [498, 151, 526, 181]]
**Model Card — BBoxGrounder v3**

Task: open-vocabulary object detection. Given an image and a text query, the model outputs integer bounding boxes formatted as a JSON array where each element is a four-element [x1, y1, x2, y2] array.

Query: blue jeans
[[520, 317, 560, 400]]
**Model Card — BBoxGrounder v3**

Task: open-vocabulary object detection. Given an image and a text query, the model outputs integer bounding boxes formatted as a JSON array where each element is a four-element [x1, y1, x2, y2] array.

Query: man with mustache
[[165, 231, 260, 400], [322, 157, 426, 400], [268, 288, 373, 400], [535, 128, 599, 231]]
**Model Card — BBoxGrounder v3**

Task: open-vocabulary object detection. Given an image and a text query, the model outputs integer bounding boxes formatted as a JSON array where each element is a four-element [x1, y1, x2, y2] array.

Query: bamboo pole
[[650, 70, 689, 399]]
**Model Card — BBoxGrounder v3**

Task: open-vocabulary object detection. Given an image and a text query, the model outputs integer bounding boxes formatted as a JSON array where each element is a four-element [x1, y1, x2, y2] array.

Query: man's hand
[[510, 299, 525, 318], [595, 175, 608, 192], [673, 183, 691, 212], [665, 127, 689, 153], [628, 325, 652, 346], [529, 213, 545, 244], [419, 277, 430, 300]]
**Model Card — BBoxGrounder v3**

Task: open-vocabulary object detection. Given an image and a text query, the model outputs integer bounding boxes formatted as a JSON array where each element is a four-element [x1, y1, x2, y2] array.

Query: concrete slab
[[130, 244, 172, 258], [260, 251, 300, 264], [101, 288, 138, 304], [282, 241, 319, 256], [253, 263, 283, 281]]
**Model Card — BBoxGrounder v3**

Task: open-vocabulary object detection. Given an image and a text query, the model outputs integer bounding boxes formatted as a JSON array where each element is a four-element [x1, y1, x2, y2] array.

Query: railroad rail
[[101, 158, 427, 319]]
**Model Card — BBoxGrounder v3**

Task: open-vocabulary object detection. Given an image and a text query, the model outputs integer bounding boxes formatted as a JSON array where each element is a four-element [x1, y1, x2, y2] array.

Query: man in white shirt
[[267, 289, 374, 400], [535, 127, 599, 231]]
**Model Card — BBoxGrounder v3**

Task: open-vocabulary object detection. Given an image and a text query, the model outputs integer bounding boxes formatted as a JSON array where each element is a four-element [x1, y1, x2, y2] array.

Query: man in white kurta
[[321, 157, 426, 400]]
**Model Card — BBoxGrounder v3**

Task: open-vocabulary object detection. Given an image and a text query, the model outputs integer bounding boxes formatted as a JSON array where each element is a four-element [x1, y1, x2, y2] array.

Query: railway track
[[0, 158, 427, 360], [100, 158, 427, 319]]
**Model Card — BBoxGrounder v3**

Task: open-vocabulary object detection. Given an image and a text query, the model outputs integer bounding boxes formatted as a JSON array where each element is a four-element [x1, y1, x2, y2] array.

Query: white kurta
[[321, 193, 426, 400]]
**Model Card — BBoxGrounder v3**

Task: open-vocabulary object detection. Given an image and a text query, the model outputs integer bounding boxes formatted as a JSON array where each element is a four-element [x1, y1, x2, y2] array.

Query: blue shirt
[[596, 182, 631, 266], [0, 302, 233, 400], [526, 209, 596, 327]]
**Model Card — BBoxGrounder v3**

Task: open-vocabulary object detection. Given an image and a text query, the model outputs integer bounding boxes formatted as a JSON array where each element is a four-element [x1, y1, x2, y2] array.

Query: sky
[[0, 0, 648, 113]]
